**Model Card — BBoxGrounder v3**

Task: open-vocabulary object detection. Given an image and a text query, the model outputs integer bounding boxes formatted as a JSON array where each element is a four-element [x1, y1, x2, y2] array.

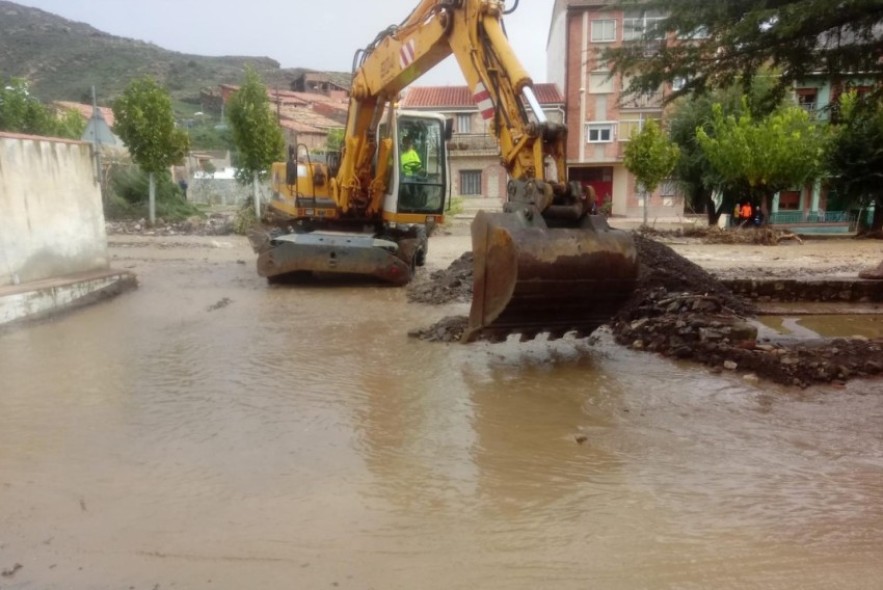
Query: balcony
[[446, 134, 500, 156]]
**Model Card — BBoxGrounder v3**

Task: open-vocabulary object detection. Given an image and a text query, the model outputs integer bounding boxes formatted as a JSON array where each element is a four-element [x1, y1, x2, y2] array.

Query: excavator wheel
[[465, 209, 638, 343]]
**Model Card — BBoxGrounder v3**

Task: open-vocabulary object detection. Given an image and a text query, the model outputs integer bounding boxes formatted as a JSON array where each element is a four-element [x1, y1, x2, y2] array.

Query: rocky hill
[[0, 1, 315, 108]]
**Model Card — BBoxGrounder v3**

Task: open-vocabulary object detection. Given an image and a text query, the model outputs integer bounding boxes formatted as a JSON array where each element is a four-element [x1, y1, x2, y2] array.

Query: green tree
[[113, 77, 189, 224], [325, 128, 344, 152], [226, 68, 285, 218], [623, 119, 680, 225], [696, 103, 827, 221], [55, 108, 87, 139], [826, 93, 883, 231], [608, 0, 883, 105], [668, 77, 785, 225], [0, 77, 85, 139]]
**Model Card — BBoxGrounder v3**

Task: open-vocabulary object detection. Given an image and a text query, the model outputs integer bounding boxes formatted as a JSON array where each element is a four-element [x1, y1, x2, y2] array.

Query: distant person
[[740, 201, 753, 227], [178, 179, 188, 199]]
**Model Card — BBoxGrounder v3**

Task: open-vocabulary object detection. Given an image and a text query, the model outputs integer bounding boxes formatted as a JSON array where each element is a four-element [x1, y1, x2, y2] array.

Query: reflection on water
[[1, 256, 883, 589], [758, 314, 883, 340]]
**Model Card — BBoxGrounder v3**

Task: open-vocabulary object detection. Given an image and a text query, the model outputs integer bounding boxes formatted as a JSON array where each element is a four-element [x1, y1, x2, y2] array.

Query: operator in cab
[[401, 136, 422, 177]]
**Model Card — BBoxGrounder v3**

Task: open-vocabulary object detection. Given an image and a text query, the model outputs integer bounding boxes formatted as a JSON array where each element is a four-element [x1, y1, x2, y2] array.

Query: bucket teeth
[[546, 328, 568, 341]]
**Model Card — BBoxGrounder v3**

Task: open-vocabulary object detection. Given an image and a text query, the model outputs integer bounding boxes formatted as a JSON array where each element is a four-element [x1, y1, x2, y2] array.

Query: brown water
[[2, 237, 883, 589], [757, 313, 883, 340]]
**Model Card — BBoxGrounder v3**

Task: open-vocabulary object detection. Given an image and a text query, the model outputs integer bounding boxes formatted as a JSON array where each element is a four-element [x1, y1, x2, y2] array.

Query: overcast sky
[[13, 0, 552, 86]]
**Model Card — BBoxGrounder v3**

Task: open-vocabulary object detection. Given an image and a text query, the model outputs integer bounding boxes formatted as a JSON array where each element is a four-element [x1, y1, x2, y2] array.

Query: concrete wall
[[0, 132, 108, 287]]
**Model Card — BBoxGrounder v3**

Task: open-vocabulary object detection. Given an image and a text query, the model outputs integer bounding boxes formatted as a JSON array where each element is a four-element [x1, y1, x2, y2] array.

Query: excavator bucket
[[465, 210, 638, 343]]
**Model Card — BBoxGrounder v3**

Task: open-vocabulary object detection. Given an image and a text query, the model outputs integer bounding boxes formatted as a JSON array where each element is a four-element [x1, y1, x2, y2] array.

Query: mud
[[407, 251, 474, 305], [408, 232, 883, 388]]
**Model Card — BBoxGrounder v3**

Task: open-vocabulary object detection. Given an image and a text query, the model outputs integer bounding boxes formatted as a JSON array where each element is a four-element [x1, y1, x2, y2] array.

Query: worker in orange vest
[[740, 201, 753, 226]]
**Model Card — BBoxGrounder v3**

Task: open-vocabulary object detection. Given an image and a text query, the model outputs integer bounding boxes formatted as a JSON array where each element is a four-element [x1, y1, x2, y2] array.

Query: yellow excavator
[[255, 0, 638, 342]]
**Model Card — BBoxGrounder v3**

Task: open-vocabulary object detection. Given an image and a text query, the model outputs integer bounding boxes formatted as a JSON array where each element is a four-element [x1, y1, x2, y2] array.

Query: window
[[678, 26, 709, 40], [591, 19, 616, 42], [586, 123, 615, 143], [623, 11, 665, 41], [618, 114, 660, 140], [460, 170, 482, 195], [778, 190, 801, 210], [672, 77, 687, 91], [589, 71, 614, 94], [621, 76, 664, 107], [796, 88, 818, 112], [457, 113, 471, 134]]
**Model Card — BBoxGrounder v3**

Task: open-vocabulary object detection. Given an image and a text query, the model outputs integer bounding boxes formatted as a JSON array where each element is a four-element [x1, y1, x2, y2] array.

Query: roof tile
[[401, 83, 563, 108]]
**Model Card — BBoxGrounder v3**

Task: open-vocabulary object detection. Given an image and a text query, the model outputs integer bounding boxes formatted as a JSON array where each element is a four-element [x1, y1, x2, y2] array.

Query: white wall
[[0, 133, 108, 286], [547, 6, 568, 92]]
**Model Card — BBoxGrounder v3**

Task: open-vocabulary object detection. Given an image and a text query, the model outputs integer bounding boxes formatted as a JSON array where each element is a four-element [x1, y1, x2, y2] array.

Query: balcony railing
[[769, 210, 855, 224], [446, 134, 500, 153]]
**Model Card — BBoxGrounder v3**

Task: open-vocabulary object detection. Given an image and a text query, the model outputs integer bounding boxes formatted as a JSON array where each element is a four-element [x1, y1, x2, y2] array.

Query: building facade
[[549, 0, 683, 218], [400, 84, 565, 201]]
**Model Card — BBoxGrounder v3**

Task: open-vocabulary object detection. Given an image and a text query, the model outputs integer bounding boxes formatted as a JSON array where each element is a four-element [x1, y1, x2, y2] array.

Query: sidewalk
[[0, 269, 137, 328]]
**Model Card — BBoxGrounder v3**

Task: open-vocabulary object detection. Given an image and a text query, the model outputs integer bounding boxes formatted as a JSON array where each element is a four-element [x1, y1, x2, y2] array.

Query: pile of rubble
[[106, 212, 236, 236], [407, 233, 883, 388]]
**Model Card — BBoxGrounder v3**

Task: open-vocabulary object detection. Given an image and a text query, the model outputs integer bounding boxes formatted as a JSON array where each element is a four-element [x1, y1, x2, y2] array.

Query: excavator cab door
[[384, 112, 448, 216]]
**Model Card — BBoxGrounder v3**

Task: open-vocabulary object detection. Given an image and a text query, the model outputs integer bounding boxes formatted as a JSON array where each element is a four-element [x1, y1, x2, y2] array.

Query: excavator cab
[[383, 112, 450, 217]]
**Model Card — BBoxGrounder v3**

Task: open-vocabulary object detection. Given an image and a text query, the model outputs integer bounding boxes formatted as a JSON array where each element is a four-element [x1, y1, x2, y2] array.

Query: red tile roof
[[219, 85, 349, 108], [278, 105, 344, 134], [401, 83, 564, 108], [54, 101, 116, 127]]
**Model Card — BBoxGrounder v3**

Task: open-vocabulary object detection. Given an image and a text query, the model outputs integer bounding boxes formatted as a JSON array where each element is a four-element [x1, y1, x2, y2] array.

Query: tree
[[608, 0, 883, 105], [113, 77, 189, 225], [622, 119, 680, 225], [226, 68, 285, 219], [325, 128, 344, 153], [667, 77, 785, 225], [0, 77, 86, 139], [826, 93, 883, 232], [696, 103, 827, 221]]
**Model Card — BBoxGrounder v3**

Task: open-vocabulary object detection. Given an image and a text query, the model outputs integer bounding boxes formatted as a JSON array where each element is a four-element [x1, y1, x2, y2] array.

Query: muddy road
[[0, 227, 882, 589]]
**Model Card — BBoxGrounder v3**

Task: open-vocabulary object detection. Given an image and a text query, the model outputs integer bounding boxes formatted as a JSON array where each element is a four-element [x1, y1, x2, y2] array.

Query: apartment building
[[548, 0, 682, 217]]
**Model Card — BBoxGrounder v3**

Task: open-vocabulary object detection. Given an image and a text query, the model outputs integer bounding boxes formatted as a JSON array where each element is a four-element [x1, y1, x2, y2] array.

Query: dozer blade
[[257, 232, 413, 285], [465, 210, 638, 343]]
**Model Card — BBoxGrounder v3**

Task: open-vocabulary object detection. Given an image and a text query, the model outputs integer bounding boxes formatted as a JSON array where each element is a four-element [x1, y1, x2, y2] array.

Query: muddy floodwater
[[2, 232, 883, 589]]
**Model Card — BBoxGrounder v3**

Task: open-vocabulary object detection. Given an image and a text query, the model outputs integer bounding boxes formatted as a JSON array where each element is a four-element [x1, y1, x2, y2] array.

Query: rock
[[723, 360, 738, 371], [858, 259, 883, 280]]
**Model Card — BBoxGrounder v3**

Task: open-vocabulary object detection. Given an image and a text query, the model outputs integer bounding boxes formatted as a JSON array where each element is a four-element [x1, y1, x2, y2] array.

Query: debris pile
[[408, 233, 883, 387], [106, 213, 236, 236], [407, 252, 473, 305]]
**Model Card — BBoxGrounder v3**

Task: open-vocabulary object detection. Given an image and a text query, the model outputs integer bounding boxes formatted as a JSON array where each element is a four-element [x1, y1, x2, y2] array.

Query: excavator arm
[[337, 0, 565, 214]]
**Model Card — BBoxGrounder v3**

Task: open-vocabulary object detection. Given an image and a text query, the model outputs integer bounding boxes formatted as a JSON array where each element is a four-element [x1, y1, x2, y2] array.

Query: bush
[[232, 201, 258, 235], [106, 165, 202, 221]]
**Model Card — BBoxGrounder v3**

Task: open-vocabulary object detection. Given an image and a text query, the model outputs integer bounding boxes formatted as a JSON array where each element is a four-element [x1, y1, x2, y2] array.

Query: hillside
[[0, 1, 320, 108]]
